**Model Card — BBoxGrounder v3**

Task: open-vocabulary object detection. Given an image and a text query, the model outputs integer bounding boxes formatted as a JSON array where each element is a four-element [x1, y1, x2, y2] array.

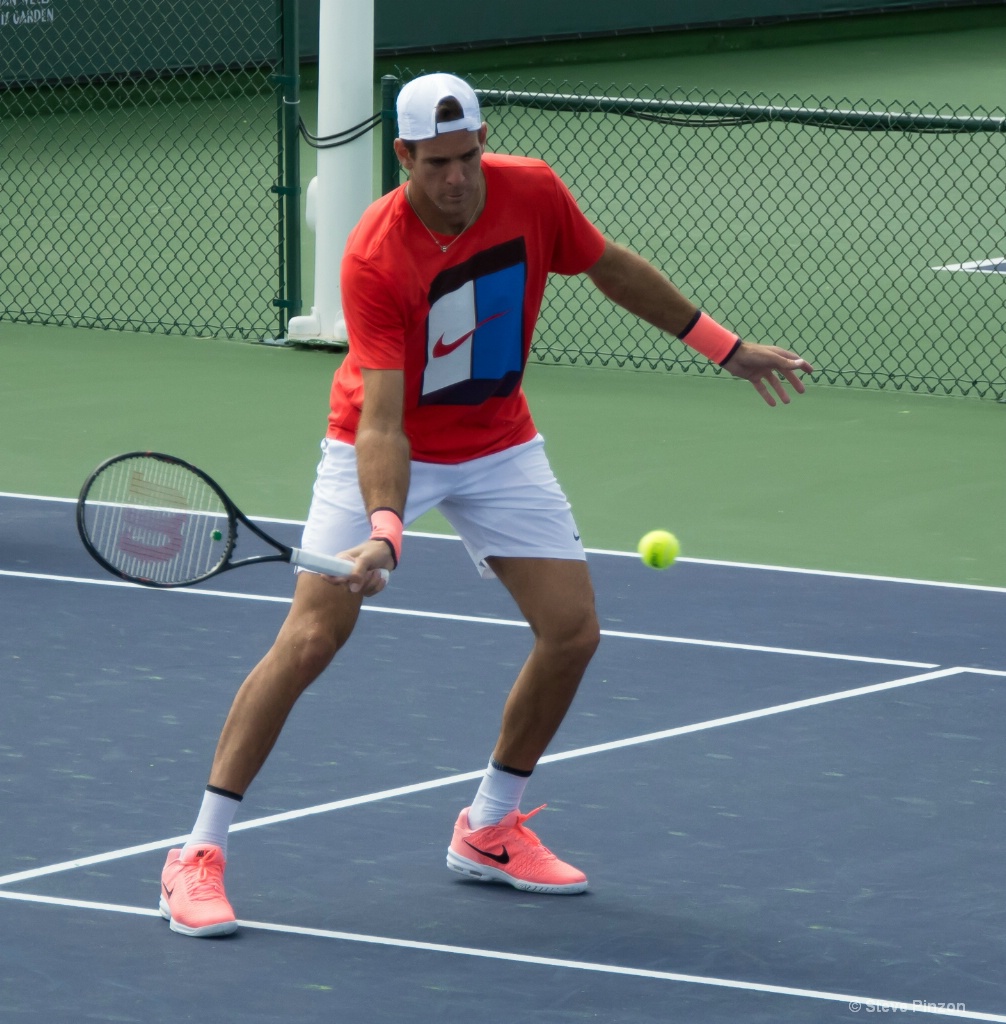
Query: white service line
[[595, 553, 1006, 595], [0, 568, 939, 668], [3, 490, 1004, 593], [0, 889, 1002, 1021], [539, 667, 965, 764], [0, 666, 968, 888], [0, 568, 292, 602]]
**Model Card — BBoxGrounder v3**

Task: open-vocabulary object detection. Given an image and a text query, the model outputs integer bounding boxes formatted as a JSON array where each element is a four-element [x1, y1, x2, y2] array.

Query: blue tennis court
[[1, 492, 1003, 1022]]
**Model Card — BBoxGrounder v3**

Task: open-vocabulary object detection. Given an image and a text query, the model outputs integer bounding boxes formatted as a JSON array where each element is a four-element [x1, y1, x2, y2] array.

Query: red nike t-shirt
[[327, 153, 606, 464]]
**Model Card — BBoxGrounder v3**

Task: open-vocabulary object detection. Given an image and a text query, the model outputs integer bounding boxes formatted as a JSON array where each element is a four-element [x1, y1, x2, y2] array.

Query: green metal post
[[274, 0, 302, 338], [381, 75, 400, 195]]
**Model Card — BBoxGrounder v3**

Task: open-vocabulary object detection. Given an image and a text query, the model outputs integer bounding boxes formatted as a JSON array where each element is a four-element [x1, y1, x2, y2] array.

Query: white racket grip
[[289, 547, 391, 584]]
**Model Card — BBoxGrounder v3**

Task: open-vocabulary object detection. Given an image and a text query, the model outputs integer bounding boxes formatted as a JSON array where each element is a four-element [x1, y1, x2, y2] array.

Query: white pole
[[286, 0, 374, 344]]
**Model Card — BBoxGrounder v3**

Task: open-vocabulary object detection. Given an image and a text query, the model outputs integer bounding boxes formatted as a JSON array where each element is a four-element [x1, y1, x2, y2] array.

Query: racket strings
[[83, 456, 230, 585]]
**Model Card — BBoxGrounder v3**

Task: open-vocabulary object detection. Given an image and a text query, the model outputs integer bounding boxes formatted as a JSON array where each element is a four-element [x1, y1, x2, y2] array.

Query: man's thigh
[[487, 557, 597, 639]]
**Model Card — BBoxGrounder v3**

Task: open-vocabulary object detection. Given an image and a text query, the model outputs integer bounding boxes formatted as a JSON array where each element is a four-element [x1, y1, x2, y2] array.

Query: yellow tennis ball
[[637, 529, 680, 569]]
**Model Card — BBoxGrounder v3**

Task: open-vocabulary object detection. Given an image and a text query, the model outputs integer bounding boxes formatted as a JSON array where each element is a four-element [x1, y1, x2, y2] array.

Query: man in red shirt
[[159, 73, 813, 936]]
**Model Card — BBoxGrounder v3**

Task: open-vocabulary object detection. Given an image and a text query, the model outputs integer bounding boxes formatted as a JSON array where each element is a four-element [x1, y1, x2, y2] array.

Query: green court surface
[[2, 320, 1002, 588]]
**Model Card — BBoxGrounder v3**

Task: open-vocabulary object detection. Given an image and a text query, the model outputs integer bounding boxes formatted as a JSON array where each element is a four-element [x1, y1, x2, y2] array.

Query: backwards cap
[[396, 73, 482, 142]]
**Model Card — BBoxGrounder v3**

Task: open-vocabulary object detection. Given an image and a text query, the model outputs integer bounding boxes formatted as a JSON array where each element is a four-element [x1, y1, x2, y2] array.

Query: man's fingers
[[766, 373, 790, 405], [753, 375, 778, 407], [348, 567, 388, 596], [783, 367, 807, 394]]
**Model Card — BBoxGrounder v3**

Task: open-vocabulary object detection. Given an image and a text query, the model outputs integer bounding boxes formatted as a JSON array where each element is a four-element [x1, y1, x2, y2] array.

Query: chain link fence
[[1, 0, 299, 340], [386, 74, 1006, 399], [4, 32, 1005, 400]]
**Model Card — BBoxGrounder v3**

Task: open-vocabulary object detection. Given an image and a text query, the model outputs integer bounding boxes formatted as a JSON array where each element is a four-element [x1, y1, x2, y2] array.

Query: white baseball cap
[[396, 73, 482, 142]]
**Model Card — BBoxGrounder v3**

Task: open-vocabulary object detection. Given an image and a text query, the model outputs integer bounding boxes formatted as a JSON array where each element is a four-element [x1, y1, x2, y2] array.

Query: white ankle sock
[[468, 759, 531, 829], [183, 787, 242, 858]]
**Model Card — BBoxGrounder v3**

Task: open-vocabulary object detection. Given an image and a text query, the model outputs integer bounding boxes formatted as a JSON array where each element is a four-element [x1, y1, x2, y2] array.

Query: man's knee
[[277, 577, 361, 685], [571, 611, 602, 663], [284, 619, 344, 681], [539, 606, 601, 668]]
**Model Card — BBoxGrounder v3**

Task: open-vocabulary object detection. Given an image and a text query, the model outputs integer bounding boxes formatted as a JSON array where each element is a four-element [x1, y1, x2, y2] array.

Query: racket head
[[76, 452, 237, 587]]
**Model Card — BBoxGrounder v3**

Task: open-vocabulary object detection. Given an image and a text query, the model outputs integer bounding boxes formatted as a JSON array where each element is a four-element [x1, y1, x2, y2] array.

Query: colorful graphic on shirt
[[420, 239, 527, 406]]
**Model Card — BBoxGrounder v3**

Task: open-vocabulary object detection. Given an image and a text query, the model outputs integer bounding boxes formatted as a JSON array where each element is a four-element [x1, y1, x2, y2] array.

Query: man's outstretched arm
[[585, 240, 813, 406]]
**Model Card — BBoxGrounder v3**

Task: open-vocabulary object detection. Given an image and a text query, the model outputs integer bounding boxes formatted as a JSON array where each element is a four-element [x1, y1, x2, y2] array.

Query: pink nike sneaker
[[159, 845, 238, 937], [447, 805, 587, 894]]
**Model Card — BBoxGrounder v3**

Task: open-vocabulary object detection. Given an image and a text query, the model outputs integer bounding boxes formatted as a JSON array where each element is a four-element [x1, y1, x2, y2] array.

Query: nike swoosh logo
[[162, 883, 174, 899], [464, 839, 510, 864], [431, 310, 509, 358]]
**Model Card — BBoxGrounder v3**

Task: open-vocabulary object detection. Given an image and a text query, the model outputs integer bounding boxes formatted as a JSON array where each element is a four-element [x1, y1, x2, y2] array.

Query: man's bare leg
[[488, 556, 600, 772], [208, 572, 364, 795], [445, 558, 598, 894]]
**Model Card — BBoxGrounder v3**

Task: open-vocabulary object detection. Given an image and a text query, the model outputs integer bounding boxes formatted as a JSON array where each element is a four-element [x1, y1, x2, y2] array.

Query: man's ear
[[393, 138, 413, 171]]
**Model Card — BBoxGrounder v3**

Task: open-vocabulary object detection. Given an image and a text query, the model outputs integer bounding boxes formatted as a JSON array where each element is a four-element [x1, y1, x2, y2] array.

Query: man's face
[[397, 125, 487, 224]]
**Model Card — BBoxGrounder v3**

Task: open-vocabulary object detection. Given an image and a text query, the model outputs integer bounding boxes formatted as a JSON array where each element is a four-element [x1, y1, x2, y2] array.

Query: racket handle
[[289, 547, 391, 584]]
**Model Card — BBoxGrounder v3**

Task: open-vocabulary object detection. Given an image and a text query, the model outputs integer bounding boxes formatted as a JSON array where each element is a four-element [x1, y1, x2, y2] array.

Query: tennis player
[[159, 73, 813, 936]]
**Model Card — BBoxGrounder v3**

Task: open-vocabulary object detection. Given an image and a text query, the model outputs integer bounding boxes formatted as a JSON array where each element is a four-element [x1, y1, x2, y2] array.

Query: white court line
[[0, 768, 485, 887], [0, 666, 966, 888], [3, 490, 1004, 593], [0, 491, 78, 504], [0, 890, 1001, 1021], [540, 666, 964, 764], [589, 546, 1006, 595], [0, 568, 939, 669], [0, 889, 162, 919], [0, 569, 292, 603]]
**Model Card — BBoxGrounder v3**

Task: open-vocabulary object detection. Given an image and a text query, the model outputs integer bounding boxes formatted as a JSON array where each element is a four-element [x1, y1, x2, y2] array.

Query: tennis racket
[[76, 451, 388, 589]]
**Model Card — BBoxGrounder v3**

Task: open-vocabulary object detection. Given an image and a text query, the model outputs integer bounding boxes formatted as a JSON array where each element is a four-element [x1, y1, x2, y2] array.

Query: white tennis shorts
[[301, 434, 585, 579]]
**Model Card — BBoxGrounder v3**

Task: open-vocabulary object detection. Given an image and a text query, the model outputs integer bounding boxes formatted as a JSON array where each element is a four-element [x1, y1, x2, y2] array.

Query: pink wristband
[[370, 508, 403, 568], [677, 311, 742, 366]]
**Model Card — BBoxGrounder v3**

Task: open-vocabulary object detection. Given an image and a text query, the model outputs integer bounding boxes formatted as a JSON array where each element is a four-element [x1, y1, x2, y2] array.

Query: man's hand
[[722, 342, 814, 407], [327, 539, 394, 596]]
